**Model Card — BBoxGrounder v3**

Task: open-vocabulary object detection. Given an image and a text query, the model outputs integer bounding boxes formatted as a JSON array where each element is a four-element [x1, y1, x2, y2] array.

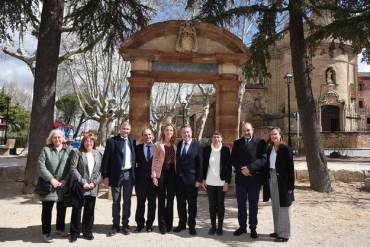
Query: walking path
[[0, 181, 369, 247]]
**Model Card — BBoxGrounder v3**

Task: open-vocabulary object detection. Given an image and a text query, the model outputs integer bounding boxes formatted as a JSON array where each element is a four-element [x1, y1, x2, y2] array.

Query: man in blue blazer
[[173, 125, 203, 236], [230, 122, 266, 239], [134, 128, 156, 233], [102, 122, 136, 235]]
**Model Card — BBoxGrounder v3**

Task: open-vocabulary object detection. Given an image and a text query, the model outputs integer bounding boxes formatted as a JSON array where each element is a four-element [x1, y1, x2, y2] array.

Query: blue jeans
[[235, 184, 261, 231], [111, 170, 134, 226]]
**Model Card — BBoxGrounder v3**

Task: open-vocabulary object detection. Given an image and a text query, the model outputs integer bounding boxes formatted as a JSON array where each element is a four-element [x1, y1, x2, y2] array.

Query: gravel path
[[0, 181, 369, 247]]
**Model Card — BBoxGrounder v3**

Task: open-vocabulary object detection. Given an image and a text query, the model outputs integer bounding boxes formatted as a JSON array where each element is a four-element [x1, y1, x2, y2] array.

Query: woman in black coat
[[202, 131, 231, 236], [264, 127, 295, 242]]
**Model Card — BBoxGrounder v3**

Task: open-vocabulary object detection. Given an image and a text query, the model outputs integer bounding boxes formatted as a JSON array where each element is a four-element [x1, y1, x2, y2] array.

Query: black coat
[[263, 144, 295, 207], [230, 137, 267, 186], [135, 143, 153, 186], [202, 145, 232, 184], [101, 135, 136, 187], [176, 139, 203, 185]]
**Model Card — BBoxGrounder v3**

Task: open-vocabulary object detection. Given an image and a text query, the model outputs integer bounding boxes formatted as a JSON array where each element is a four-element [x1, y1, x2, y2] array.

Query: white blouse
[[86, 152, 94, 178], [269, 147, 277, 169], [206, 144, 225, 186]]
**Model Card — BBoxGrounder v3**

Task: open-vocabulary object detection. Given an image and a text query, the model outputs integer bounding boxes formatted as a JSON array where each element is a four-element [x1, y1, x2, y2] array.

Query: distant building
[[358, 72, 370, 130]]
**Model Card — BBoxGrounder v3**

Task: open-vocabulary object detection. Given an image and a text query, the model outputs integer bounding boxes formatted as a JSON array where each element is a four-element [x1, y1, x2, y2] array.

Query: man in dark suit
[[173, 125, 203, 236], [102, 122, 136, 235], [134, 128, 156, 233], [231, 122, 266, 239]]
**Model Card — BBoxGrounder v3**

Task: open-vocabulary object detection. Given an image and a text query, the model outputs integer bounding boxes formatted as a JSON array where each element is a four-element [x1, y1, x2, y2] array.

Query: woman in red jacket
[[152, 123, 177, 234]]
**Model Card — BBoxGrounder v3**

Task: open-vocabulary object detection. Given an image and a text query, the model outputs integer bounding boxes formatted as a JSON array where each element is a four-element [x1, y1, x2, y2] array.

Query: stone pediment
[[120, 20, 248, 65], [319, 90, 344, 105]]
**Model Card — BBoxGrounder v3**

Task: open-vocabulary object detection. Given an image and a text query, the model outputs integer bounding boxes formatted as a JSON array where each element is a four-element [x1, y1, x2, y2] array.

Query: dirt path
[[0, 181, 369, 247]]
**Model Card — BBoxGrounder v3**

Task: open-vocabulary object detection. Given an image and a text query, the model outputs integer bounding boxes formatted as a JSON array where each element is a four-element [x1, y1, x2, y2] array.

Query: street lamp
[[284, 73, 293, 148], [4, 96, 11, 145]]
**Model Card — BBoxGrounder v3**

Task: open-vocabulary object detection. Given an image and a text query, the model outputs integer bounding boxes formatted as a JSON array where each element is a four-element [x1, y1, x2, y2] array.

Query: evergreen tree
[[1, 0, 153, 193], [186, 0, 369, 192]]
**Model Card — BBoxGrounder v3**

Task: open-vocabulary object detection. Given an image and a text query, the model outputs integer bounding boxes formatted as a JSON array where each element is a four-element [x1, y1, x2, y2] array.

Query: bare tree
[[2, 81, 33, 110], [194, 84, 215, 141], [68, 44, 130, 146], [150, 83, 183, 136]]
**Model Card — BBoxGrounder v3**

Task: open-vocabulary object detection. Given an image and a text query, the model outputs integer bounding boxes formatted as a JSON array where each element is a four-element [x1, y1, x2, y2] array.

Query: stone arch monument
[[120, 20, 249, 144]]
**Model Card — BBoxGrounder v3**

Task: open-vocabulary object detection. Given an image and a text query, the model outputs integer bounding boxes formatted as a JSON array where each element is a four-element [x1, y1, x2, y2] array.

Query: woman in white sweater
[[202, 131, 232, 235]]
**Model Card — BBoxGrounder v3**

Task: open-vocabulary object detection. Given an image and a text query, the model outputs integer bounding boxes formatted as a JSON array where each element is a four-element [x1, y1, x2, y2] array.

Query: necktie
[[122, 138, 126, 169], [181, 142, 188, 159], [146, 145, 151, 161]]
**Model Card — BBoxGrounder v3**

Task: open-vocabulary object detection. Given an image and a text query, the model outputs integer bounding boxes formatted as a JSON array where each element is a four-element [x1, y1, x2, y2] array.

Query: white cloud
[[0, 55, 34, 92]]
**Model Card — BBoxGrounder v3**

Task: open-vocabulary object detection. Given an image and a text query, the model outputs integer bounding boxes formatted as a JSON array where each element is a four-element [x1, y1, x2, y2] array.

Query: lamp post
[[284, 73, 293, 148], [4, 96, 10, 145]]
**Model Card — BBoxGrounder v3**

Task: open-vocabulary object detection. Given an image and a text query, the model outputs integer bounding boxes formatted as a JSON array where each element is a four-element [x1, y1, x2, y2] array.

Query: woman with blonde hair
[[69, 133, 102, 242], [151, 122, 177, 234], [264, 127, 295, 242], [36, 129, 72, 243]]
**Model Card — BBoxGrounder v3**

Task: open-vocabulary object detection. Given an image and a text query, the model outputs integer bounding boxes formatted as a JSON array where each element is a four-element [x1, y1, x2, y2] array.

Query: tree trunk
[[288, 0, 331, 192], [237, 81, 246, 138], [73, 113, 87, 139], [196, 103, 210, 141], [23, 0, 65, 194], [97, 117, 110, 147]]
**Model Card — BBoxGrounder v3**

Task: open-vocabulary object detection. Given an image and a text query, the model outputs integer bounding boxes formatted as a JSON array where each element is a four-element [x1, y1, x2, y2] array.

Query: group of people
[[36, 121, 295, 243]]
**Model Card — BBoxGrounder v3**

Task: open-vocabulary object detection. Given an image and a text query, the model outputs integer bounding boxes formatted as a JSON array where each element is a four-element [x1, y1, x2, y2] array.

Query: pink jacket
[[151, 142, 176, 179]]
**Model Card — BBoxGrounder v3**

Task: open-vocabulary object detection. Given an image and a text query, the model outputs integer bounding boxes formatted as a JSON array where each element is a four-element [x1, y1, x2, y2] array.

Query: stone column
[[214, 79, 240, 147], [129, 76, 154, 141]]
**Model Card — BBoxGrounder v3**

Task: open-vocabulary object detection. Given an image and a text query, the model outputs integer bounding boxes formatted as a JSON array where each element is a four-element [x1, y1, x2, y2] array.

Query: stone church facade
[[241, 33, 365, 135]]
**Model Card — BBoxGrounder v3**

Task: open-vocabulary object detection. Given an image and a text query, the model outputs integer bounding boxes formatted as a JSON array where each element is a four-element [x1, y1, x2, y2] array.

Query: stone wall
[[253, 127, 370, 149], [320, 131, 370, 149]]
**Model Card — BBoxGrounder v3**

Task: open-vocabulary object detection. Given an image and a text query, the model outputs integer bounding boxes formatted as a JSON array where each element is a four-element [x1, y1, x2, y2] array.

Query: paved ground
[[0, 181, 369, 247]]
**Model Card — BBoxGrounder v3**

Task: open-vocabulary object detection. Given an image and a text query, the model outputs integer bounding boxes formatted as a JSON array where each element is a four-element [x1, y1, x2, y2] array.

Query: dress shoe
[[134, 226, 144, 233], [208, 227, 216, 235], [250, 229, 258, 239], [233, 228, 246, 236], [83, 232, 94, 240], [216, 228, 223, 236], [189, 228, 196, 236], [42, 233, 53, 243], [108, 225, 120, 236], [269, 232, 278, 238], [146, 226, 153, 232], [56, 230, 69, 237], [122, 227, 130, 235], [69, 235, 78, 243], [173, 226, 186, 233], [274, 237, 289, 242], [159, 226, 166, 234], [166, 226, 173, 232]]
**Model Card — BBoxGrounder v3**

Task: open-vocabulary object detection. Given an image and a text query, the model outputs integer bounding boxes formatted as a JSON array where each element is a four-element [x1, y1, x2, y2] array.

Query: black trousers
[[41, 201, 66, 234], [70, 196, 96, 236], [207, 185, 225, 229], [135, 178, 157, 228], [176, 178, 198, 228], [157, 163, 176, 230]]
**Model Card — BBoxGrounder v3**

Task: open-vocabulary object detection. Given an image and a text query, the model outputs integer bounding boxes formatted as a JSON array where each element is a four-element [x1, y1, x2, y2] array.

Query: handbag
[[34, 149, 68, 195], [35, 177, 54, 195]]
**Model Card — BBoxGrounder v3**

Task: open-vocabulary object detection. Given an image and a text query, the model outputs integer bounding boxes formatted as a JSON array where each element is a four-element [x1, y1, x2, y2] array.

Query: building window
[[359, 100, 364, 108], [359, 84, 364, 91], [367, 118, 370, 125]]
